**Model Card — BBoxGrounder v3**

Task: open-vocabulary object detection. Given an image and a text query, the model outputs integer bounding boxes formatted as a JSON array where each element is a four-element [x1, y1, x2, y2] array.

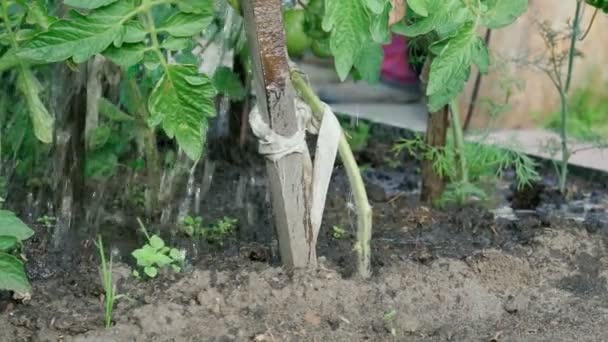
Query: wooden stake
[[242, 0, 316, 269]]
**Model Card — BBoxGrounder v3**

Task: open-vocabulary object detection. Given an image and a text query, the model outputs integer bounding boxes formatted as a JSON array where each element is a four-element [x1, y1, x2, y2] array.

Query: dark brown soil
[[2, 137, 608, 341]]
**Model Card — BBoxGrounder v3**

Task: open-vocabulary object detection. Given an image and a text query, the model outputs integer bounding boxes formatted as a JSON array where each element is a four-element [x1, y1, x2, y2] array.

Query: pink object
[[381, 34, 418, 85]]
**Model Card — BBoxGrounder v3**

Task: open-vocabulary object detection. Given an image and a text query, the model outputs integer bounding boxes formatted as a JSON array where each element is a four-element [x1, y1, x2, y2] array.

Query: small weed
[[342, 120, 371, 153], [181, 215, 203, 237], [132, 219, 185, 279], [204, 217, 238, 245], [95, 236, 122, 328], [36, 215, 56, 229], [332, 225, 346, 239], [394, 133, 539, 205], [180, 215, 237, 246], [383, 309, 397, 336]]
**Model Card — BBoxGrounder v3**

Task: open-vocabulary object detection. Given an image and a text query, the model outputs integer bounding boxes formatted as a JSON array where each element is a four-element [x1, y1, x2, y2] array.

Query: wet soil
[[2, 135, 608, 341]]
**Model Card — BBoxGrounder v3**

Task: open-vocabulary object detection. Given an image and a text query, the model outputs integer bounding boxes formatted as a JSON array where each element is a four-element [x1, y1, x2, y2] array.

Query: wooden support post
[[242, 0, 316, 269]]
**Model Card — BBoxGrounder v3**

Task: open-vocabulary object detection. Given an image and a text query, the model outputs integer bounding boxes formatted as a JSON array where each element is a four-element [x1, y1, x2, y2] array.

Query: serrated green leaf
[[370, 1, 392, 44], [158, 12, 213, 38], [481, 0, 528, 29], [63, 0, 119, 10], [408, 0, 429, 17], [427, 22, 476, 111], [354, 42, 384, 84], [0, 252, 31, 293], [148, 235, 165, 249], [323, 0, 371, 81], [212, 66, 246, 101], [103, 43, 146, 68], [124, 22, 147, 43], [392, 0, 466, 37], [471, 37, 489, 73], [17, 1, 134, 63], [148, 65, 217, 160], [17, 67, 54, 144], [0, 236, 18, 252]]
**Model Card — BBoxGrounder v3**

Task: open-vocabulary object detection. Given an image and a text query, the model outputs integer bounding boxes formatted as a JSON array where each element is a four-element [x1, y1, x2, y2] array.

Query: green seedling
[[0, 210, 34, 294], [180, 215, 237, 246], [332, 225, 346, 239], [343, 121, 371, 153], [95, 236, 123, 328], [181, 215, 203, 237], [36, 215, 56, 229], [394, 133, 539, 205], [383, 309, 397, 336], [203, 216, 237, 246], [132, 219, 185, 279]]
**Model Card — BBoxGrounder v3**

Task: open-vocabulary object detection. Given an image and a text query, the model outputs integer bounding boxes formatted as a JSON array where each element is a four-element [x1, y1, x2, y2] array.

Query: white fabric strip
[[248, 98, 341, 238]]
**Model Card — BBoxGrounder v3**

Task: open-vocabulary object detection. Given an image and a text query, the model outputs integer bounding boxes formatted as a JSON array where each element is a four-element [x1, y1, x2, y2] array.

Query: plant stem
[[126, 77, 160, 216], [450, 100, 469, 185], [142, 2, 170, 72], [291, 71, 373, 279], [558, 0, 583, 194]]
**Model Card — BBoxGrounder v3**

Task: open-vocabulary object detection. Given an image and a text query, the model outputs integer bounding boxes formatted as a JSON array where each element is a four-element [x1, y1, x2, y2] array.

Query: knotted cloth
[[248, 97, 342, 236]]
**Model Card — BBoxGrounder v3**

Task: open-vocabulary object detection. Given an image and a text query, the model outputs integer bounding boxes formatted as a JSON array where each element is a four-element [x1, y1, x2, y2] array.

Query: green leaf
[[212, 66, 246, 101], [427, 22, 476, 111], [63, 0, 119, 10], [0, 49, 19, 74], [175, 0, 216, 14], [169, 248, 185, 261], [161, 37, 192, 51], [124, 22, 147, 43], [148, 235, 165, 249], [158, 12, 213, 37], [0, 210, 35, 241], [88, 125, 112, 150], [0, 236, 18, 252], [408, 0, 429, 17], [364, 0, 387, 14], [98, 97, 135, 122], [392, 0, 467, 37], [17, 1, 134, 63], [85, 149, 118, 180], [471, 37, 490, 73], [103, 43, 146, 68], [0, 252, 31, 293], [143, 266, 157, 278], [481, 0, 528, 29], [148, 65, 217, 160], [354, 42, 384, 84], [16, 67, 54, 144], [23, 0, 56, 30], [323, 0, 371, 81], [370, 1, 392, 44], [151, 253, 173, 266]]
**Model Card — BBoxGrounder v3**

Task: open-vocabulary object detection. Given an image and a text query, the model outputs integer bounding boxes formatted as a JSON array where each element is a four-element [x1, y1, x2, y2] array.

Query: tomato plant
[[0, 0, 533, 280]]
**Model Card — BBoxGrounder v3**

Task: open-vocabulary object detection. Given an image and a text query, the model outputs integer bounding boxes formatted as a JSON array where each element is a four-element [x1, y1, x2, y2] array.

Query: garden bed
[[2, 133, 608, 341]]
